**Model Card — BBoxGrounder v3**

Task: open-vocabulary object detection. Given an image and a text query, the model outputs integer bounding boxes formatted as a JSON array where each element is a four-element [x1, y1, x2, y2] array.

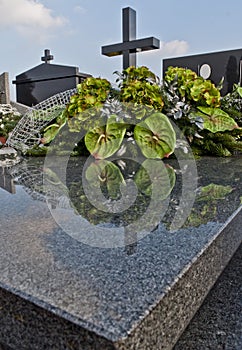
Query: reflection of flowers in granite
[[69, 161, 146, 226], [69, 159, 175, 227], [184, 183, 233, 227], [0, 104, 22, 139]]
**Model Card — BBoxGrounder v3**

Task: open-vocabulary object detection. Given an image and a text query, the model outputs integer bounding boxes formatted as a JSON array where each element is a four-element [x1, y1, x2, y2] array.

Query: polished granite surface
[[0, 155, 241, 349], [174, 242, 242, 350]]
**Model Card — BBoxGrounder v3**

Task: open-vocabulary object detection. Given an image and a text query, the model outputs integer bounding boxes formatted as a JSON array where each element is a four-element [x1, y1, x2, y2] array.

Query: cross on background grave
[[41, 49, 54, 64], [101, 7, 160, 70]]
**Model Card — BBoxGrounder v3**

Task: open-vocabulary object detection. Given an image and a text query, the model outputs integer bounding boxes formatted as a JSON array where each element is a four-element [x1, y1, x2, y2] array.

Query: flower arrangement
[[24, 66, 242, 158], [42, 67, 176, 160], [0, 104, 22, 144], [162, 66, 242, 156]]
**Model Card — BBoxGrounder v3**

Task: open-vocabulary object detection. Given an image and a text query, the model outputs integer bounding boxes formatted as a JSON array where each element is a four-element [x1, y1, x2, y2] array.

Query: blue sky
[[1, 0, 242, 100]]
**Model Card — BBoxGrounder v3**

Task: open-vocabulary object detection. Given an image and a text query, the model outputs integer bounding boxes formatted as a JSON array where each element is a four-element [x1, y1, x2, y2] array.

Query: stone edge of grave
[[0, 206, 241, 350], [114, 206, 242, 350]]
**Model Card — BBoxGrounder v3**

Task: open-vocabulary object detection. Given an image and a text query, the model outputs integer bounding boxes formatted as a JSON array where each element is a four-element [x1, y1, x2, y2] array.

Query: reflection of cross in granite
[[101, 7, 160, 70], [124, 227, 137, 255], [41, 49, 54, 64]]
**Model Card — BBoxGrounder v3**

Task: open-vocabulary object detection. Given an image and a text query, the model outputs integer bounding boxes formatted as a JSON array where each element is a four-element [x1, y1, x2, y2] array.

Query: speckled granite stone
[[114, 210, 242, 350], [0, 287, 116, 350], [0, 156, 241, 350], [174, 243, 242, 350], [0, 343, 13, 350]]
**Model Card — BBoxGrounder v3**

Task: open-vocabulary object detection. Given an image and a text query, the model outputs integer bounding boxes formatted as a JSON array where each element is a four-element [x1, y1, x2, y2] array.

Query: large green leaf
[[85, 115, 126, 159], [134, 159, 175, 199], [43, 112, 67, 144], [236, 86, 242, 98], [196, 107, 239, 133], [134, 112, 176, 159], [85, 160, 125, 200]]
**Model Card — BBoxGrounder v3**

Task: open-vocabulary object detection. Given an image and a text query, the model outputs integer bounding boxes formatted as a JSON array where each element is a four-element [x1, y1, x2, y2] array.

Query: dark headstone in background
[[13, 50, 91, 106], [163, 48, 242, 95]]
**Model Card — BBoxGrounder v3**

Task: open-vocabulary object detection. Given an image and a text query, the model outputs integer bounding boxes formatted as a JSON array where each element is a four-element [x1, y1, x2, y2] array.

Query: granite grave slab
[[174, 242, 242, 350], [0, 155, 241, 350]]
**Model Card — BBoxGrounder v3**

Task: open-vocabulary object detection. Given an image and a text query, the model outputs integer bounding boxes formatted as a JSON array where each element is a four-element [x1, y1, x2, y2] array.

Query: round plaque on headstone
[[199, 64, 211, 79]]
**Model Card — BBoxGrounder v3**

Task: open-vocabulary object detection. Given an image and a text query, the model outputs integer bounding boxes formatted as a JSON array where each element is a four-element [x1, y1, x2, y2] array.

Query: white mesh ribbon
[[7, 88, 77, 152]]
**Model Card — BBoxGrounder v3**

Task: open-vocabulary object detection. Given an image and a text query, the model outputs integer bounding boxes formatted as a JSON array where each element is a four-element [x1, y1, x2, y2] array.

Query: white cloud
[[74, 5, 86, 14], [136, 39, 189, 79], [160, 40, 189, 57], [0, 0, 67, 42]]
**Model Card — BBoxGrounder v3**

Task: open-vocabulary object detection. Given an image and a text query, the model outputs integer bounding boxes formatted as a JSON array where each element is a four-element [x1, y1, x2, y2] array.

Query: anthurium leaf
[[43, 124, 61, 144], [43, 120, 67, 144], [196, 107, 239, 133], [134, 112, 176, 159], [85, 160, 125, 200], [134, 159, 175, 199], [237, 86, 242, 98], [85, 115, 126, 159]]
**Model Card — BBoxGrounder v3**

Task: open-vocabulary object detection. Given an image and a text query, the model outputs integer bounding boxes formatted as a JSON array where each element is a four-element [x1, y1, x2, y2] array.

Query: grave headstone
[[163, 48, 242, 95], [0, 72, 10, 104], [0, 166, 15, 194], [102, 7, 160, 70], [13, 49, 91, 106]]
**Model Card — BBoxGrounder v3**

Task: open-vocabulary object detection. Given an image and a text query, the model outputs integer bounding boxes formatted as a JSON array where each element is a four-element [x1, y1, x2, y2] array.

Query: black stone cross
[[101, 7, 160, 70], [41, 49, 54, 64]]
